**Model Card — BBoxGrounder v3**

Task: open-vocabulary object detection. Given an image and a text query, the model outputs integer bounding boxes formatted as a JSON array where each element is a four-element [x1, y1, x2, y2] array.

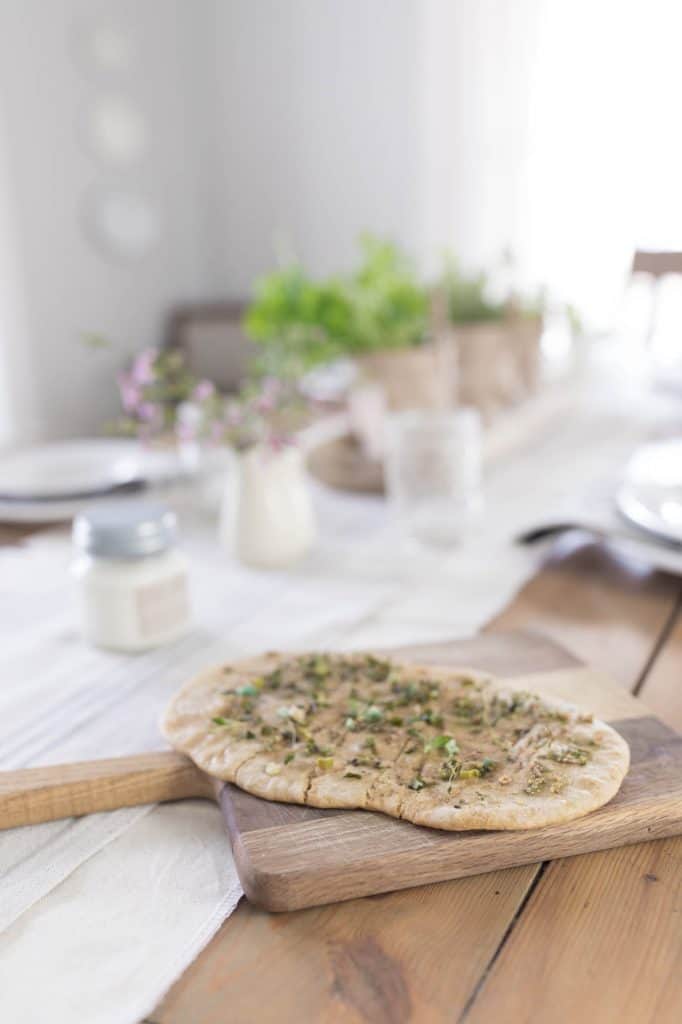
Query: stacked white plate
[[0, 440, 182, 523], [616, 438, 682, 546]]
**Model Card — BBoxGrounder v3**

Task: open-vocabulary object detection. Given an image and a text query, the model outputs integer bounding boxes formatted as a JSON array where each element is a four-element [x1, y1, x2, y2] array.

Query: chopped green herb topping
[[363, 705, 383, 723], [407, 776, 429, 791], [263, 668, 281, 689], [363, 655, 391, 681], [425, 734, 459, 756], [525, 761, 547, 794], [236, 683, 259, 697], [547, 744, 590, 765]]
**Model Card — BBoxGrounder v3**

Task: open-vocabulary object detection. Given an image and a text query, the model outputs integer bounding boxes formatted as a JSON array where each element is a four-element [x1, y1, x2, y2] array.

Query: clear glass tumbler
[[384, 409, 482, 548]]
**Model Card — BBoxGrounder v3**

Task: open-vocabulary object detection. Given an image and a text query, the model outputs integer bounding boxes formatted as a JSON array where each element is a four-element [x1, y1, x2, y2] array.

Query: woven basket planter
[[454, 317, 543, 420], [354, 341, 457, 412]]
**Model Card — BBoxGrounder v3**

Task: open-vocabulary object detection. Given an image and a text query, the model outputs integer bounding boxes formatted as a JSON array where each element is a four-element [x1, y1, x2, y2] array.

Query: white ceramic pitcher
[[221, 443, 316, 569]]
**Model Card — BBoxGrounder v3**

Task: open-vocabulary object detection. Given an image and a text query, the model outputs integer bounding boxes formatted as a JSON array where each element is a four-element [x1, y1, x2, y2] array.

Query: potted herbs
[[443, 258, 545, 419], [245, 236, 454, 411]]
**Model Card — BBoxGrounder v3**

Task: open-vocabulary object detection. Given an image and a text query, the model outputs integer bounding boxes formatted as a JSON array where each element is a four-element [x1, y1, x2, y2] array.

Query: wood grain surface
[[7, 628, 675, 916], [5, 528, 680, 1022], [465, 835, 682, 1024], [462, 554, 682, 1024], [151, 538, 682, 1024], [0, 631, 586, 833], [224, 712, 682, 912], [219, 631, 682, 912], [634, 600, 682, 733], [0, 751, 212, 829]]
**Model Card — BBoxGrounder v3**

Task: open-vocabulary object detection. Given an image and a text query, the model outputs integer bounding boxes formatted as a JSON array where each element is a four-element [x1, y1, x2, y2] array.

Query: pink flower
[[210, 420, 225, 443], [225, 403, 243, 427], [262, 376, 281, 397], [255, 393, 275, 414], [130, 348, 159, 386], [193, 379, 215, 402], [254, 377, 282, 414], [176, 420, 196, 443], [137, 401, 160, 424], [118, 371, 141, 414], [267, 433, 295, 453]]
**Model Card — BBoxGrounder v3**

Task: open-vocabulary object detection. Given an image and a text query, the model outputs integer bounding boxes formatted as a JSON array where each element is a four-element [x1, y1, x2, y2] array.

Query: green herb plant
[[244, 235, 429, 376], [442, 254, 548, 326]]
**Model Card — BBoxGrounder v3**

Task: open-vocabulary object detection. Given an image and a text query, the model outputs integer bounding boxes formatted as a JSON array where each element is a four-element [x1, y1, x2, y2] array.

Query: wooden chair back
[[630, 251, 682, 347], [165, 301, 256, 393]]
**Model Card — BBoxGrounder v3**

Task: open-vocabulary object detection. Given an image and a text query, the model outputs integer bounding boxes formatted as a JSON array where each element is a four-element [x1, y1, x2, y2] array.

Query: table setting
[[6, 0, 682, 1015], [2, 348, 682, 1022]]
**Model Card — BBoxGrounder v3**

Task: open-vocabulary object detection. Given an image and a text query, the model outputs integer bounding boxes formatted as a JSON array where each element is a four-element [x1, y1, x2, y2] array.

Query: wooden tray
[[3, 632, 682, 913], [218, 632, 682, 910]]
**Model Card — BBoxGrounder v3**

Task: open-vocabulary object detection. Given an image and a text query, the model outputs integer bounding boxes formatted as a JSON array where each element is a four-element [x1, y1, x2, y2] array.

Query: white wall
[[0, 0, 215, 441], [0, 0, 544, 442], [205, 0, 542, 291], [205, 0, 426, 293], [0, 104, 40, 443]]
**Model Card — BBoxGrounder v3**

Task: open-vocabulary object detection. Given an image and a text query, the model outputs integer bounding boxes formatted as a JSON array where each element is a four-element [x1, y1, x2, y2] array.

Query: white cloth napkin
[[0, 803, 243, 1024], [1, 379, 677, 1024]]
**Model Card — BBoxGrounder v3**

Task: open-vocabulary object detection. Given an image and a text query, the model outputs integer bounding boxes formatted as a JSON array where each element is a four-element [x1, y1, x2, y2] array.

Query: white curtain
[[423, 0, 682, 330], [523, 0, 682, 329]]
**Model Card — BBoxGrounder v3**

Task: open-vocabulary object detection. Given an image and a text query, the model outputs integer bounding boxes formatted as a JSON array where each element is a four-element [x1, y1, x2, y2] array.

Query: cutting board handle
[[0, 751, 215, 831]]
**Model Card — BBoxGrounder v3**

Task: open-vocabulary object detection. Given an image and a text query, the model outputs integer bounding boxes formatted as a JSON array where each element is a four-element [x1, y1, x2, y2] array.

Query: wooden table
[[145, 534, 682, 1024]]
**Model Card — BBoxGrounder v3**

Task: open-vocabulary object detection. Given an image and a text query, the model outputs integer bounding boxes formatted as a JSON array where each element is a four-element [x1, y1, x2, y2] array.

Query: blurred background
[[5, 7, 682, 1012], [2, 0, 682, 445]]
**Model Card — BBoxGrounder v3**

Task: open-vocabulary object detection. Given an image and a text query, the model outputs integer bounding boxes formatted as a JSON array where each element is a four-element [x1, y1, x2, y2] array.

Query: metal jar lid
[[73, 501, 178, 559]]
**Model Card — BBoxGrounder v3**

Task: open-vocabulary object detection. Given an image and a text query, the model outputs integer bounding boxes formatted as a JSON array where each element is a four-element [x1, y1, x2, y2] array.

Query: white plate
[[0, 440, 182, 524], [616, 438, 682, 546]]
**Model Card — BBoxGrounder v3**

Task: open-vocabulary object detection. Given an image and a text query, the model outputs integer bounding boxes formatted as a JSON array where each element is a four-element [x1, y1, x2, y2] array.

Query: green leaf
[[425, 734, 460, 757], [363, 705, 383, 724], [243, 236, 428, 373]]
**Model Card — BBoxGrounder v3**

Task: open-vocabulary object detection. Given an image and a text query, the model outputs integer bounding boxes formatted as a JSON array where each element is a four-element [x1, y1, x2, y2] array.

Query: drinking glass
[[384, 409, 482, 548]]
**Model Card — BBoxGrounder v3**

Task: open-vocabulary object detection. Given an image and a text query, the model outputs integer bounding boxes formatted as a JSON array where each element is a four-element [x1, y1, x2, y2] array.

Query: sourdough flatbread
[[161, 652, 630, 830]]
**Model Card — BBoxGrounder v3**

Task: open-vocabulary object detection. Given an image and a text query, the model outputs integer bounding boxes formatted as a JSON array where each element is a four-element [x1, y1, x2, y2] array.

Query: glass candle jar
[[72, 501, 190, 651], [384, 409, 483, 549]]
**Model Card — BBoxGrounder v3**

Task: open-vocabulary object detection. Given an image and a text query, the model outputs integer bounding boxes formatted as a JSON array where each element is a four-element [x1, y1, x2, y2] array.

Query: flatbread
[[161, 652, 630, 831]]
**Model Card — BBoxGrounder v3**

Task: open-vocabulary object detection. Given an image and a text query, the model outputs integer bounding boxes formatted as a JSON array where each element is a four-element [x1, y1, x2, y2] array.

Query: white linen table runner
[[1, 382, 678, 1024]]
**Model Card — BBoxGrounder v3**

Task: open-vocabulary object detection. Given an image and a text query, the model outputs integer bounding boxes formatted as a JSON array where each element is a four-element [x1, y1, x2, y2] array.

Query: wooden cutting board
[[2, 631, 682, 912]]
